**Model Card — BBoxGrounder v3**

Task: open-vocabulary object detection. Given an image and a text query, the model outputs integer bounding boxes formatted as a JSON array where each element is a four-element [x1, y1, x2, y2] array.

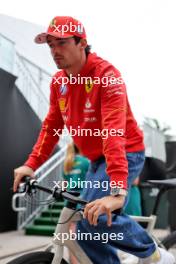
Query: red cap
[[35, 16, 86, 44]]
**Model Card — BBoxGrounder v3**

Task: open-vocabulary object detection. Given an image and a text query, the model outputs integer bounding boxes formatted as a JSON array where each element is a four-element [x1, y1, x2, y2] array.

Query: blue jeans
[[76, 151, 156, 264]]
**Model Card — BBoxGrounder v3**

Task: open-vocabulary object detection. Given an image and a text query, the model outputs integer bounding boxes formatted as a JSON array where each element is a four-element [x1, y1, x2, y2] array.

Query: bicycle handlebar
[[17, 176, 122, 215], [19, 176, 88, 205]]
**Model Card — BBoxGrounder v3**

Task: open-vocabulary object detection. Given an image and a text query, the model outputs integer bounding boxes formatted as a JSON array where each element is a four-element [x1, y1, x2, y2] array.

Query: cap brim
[[34, 32, 74, 44]]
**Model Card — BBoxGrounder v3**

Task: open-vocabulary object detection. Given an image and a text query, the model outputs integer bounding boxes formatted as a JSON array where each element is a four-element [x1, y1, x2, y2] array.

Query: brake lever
[[18, 176, 37, 195]]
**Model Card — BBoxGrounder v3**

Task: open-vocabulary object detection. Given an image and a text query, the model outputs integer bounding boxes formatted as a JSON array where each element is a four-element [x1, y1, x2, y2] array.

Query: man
[[13, 16, 175, 264]]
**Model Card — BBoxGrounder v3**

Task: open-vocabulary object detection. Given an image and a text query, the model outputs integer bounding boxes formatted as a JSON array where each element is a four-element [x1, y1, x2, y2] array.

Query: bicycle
[[7, 177, 176, 264]]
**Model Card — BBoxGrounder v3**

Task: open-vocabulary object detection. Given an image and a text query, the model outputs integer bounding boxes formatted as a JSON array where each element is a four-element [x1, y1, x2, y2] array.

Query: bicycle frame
[[49, 207, 93, 264]]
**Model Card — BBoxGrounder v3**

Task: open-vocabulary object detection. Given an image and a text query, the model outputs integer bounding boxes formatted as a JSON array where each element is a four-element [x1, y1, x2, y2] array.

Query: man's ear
[[80, 39, 87, 50]]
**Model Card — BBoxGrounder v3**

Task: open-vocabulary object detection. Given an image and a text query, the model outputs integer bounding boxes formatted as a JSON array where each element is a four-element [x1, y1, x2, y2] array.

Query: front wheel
[[6, 251, 69, 264]]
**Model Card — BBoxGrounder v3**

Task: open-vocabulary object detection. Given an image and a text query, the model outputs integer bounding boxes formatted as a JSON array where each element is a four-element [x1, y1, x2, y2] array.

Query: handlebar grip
[[22, 176, 32, 183], [17, 176, 35, 193]]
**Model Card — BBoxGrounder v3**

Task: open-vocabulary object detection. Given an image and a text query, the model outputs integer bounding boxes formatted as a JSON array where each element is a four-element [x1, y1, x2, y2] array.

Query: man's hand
[[83, 195, 125, 227], [13, 166, 35, 192]]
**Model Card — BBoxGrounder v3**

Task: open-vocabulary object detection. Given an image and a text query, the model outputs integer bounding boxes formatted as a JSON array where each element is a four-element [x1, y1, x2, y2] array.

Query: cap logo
[[50, 18, 57, 28]]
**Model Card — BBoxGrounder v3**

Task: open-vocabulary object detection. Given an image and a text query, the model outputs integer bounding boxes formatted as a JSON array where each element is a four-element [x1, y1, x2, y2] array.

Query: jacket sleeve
[[24, 78, 64, 171], [100, 67, 128, 190]]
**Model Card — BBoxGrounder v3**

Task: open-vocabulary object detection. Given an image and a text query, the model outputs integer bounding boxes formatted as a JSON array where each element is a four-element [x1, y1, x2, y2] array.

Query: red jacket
[[25, 52, 145, 189]]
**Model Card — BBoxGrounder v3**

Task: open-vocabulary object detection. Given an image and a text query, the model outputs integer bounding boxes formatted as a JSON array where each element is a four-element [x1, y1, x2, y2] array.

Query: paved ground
[[0, 230, 51, 263], [0, 229, 175, 263]]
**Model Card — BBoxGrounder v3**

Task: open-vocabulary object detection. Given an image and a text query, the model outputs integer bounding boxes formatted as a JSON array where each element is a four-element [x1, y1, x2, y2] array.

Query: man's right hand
[[13, 166, 35, 192]]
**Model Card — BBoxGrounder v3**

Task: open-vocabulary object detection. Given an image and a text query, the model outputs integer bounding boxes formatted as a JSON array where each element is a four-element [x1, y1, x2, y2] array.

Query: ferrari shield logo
[[85, 79, 93, 93]]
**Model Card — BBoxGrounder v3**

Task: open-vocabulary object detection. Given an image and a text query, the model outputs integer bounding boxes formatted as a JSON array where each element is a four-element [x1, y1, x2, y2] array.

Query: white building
[[0, 14, 71, 146]]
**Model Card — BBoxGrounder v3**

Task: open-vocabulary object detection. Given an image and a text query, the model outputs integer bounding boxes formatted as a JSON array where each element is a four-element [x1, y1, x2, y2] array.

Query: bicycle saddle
[[148, 178, 176, 188]]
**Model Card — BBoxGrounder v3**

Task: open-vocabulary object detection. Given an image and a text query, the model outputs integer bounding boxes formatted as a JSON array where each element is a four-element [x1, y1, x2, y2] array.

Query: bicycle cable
[[24, 192, 56, 206], [23, 185, 84, 225], [57, 208, 83, 224]]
